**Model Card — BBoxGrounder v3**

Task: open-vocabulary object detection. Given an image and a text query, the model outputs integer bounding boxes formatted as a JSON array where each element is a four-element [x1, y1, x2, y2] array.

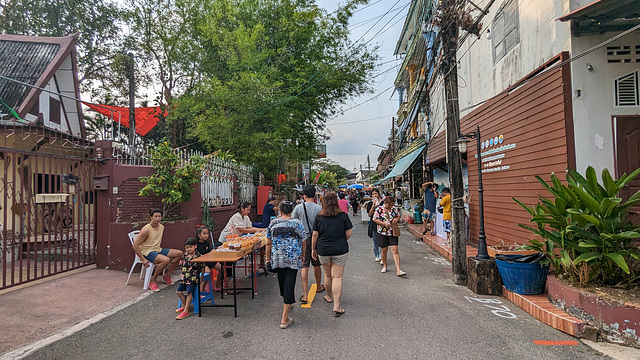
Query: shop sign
[[477, 134, 516, 174]]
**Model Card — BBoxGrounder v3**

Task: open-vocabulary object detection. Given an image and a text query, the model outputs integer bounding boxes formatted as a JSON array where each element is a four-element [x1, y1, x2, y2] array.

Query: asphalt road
[[27, 214, 607, 360]]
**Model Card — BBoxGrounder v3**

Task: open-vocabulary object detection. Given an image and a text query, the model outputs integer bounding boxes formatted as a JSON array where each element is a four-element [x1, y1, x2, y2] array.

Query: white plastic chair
[[125, 230, 156, 290]]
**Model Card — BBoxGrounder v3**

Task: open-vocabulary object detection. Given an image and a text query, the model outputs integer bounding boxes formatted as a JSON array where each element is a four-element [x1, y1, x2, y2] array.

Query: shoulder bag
[[390, 208, 401, 237]]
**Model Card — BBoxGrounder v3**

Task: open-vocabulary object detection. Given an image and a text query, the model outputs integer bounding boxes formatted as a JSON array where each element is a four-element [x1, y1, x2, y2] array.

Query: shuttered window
[[614, 71, 639, 107], [492, 0, 520, 63]]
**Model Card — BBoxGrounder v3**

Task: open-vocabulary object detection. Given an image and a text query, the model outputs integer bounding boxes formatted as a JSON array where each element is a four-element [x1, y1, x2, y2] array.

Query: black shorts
[[301, 237, 321, 268], [377, 235, 399, 247], [203, 262, 218, 269]]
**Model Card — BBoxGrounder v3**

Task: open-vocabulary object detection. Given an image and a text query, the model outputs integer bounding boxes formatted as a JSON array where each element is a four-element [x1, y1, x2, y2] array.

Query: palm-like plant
[[514, 166, 640, 286]]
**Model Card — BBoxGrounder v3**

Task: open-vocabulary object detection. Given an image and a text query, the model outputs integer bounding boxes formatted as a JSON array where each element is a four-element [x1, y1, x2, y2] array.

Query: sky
[[317, 0, 407, 173]]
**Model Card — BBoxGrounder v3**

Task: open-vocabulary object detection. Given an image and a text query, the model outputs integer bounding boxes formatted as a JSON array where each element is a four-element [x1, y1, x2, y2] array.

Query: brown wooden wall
[[461, 53, 574, 247]]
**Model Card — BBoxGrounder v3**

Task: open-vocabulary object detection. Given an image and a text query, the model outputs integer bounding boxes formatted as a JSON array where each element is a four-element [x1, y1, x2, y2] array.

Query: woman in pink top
[[338, 192, 349, 213]]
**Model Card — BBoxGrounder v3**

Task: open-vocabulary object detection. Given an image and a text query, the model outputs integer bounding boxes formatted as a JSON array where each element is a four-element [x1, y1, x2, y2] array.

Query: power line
[[257, 0, 410, 114], [328, 114, 395, 126]]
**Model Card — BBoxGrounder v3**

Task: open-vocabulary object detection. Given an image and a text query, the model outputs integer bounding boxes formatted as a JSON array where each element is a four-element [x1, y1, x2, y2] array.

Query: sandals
[[323, 295, 333, 303], [316, 285, 326, 293], [334, 309, 345, 317], [300, 295, 307, 304]]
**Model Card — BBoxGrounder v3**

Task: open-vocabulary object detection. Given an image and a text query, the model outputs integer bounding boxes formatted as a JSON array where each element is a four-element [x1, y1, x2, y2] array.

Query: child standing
[[176, 237, 201, 320], [439, 187, 452, 244]]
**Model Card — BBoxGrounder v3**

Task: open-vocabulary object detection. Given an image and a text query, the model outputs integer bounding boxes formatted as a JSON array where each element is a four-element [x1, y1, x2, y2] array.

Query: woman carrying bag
[[372, 196, 406, 276], [366, 188, 382, 263]]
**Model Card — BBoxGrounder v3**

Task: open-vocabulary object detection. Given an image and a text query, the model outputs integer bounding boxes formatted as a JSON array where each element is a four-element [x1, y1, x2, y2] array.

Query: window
[[607, 45, 640, 63], [49, 97, 61, 124], [614, 71, 639, 107], [492, 0, 520, 63]]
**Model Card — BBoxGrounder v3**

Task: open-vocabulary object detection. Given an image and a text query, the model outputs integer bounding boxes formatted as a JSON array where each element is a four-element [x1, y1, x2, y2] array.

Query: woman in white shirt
[[219, 202, 265, 241], [218, 202, 265, 292]]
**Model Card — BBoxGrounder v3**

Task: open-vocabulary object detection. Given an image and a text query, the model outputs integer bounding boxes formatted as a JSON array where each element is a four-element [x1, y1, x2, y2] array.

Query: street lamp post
[[456, 125, 489, 260]]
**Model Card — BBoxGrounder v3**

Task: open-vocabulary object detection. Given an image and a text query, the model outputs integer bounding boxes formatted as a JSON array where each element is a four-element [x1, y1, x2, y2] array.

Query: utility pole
[[367, 154, 371, 185], [391, 117, 395, 158], [442, 0, 467, 285], [128, 52, 136, 160]]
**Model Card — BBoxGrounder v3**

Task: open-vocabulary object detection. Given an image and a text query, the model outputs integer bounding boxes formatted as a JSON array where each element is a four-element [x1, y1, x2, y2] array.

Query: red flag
[[83, 103, 166, 136], [314, 170, 322, 183]]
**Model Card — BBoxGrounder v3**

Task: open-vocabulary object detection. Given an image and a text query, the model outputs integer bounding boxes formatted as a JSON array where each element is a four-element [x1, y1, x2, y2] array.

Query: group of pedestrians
[[266, 187, 352, 328], [133, 184, 412, 327]]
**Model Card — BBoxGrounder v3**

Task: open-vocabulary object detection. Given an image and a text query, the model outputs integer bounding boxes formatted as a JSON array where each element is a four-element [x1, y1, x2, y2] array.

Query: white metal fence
[[115, 145, 255, 206]]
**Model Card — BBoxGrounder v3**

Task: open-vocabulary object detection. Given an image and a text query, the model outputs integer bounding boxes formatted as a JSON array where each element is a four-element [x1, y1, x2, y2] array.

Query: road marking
[[424, 256, 451, 266], [300, 283, 317, 308], [533, 340, 579, 346], [464, 296, 517, 319]]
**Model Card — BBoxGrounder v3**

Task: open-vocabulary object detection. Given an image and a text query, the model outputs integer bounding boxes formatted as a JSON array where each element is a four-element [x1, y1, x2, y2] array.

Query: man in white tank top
[[132, 209, 182, 292]]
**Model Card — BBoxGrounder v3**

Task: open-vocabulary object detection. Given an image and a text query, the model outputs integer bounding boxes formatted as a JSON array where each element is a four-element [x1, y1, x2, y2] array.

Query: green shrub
[[139, 141, 204, 216], [513, 166, 640, 287]]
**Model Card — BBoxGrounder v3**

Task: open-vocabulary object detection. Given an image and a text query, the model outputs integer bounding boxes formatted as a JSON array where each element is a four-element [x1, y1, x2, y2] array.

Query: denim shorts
[[443, 220, 452, 233], [144, 248, 170, 263], [176, 281, 197, 294]]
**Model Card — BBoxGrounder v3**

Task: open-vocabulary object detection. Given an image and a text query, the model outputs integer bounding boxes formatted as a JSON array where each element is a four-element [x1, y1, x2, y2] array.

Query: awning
[[558, 0, 640, 34], [374, 145, 425, 185]]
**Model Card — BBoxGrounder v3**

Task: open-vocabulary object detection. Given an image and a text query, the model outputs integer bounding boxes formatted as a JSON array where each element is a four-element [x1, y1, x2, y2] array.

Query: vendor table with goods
[[191, 233, 268, 317]]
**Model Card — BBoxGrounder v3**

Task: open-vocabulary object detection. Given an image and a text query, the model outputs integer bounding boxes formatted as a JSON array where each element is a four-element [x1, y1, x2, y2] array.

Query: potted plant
[[487, 239, 540, 258], [513, 166, 640, 287]]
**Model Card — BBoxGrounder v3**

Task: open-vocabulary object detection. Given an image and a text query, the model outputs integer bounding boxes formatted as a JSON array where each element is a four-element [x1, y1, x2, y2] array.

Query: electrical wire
[[328, 114, 395, 126], [257, 0, 410, 113]]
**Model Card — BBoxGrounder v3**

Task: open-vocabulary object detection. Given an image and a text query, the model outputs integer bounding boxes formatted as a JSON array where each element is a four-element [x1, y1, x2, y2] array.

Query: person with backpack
[[292, 185, 325, 304]]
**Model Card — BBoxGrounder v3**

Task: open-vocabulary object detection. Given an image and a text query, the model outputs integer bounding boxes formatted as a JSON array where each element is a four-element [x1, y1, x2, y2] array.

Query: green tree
[[139, 141, 205, 215], [0, 0, 126, 93], [179, 0, 377, 177], [316, 159, 350, 182]]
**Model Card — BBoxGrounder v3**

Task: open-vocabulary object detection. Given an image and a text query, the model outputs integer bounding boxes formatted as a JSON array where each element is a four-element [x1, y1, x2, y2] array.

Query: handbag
[[367, 220, 375, 238], [392, 223, 401, 237]]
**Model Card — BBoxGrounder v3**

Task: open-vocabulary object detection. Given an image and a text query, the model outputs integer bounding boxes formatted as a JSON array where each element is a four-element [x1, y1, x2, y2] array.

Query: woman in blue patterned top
[[266, 200, 306, 329]]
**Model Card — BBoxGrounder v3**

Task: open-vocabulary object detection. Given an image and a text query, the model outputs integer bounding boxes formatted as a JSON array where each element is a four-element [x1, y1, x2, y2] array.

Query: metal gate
[[1, 125, 97, 289]]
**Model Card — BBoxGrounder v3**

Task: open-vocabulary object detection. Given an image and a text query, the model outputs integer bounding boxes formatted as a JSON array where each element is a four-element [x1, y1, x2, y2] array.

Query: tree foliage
[[175, 0, 378, 177], [315, 159, 350, 181]]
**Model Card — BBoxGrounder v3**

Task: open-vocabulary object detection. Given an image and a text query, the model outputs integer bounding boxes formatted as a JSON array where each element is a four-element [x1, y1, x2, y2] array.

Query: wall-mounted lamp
[[95, 147, 104, 160], [486, 29, 492, 40], [457, 60, 462, 70], [587, 63, 594, 71]]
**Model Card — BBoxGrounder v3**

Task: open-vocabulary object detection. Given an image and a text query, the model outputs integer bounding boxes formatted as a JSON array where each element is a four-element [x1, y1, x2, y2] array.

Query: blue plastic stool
[[178, 273, 214, 314]]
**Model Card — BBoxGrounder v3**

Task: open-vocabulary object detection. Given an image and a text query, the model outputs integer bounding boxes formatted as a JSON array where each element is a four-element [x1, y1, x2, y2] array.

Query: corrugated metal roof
[[0, 40, 60, 111]]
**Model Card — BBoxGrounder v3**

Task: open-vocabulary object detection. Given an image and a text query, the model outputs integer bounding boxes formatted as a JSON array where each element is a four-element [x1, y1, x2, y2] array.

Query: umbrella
[[338, 184, 347, 188], [348, 184, 364, 189]]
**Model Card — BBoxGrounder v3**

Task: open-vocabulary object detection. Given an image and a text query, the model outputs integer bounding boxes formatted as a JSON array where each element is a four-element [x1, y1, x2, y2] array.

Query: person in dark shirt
[[260, 197, 280, 228], [195, 226, 223, 294], [422, 182, 438, 236], [311, 192, 352, 317]]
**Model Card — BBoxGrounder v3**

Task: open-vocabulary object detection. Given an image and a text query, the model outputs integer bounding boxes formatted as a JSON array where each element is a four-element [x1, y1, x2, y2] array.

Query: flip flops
[[300, 295, 307, 304], [334, 309, 345, 317], [323, 295, 333, 303], [316, 285, 326, 293]]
